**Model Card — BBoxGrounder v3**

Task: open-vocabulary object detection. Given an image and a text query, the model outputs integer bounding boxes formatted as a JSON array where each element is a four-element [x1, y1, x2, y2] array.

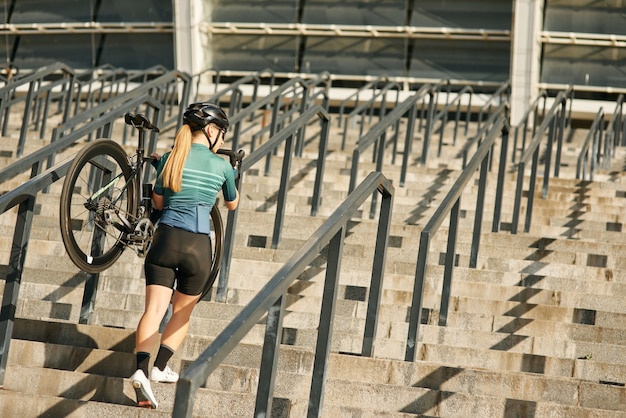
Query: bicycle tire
[[60, 139, 136, 273], [201, 205, 224, 300]]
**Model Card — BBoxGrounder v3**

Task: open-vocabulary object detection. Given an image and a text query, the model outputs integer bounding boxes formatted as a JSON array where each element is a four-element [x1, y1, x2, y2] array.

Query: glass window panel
[[411, 0, 512, 30], [4, 33, 173, 70], [97, 33, 174, 69], [302, 36, 406, 76], [10, 34, 93, 68], [8, 0, 91, 23], [302, 0, 405, 26], [541, 44, 626, 88], [97, 0, 172, 23], [544, 0, 626, 36], [211, 1, 296, 24], [409, 39, 510, 82], [5, 0, 171, 24], [211, 35, 296, 72]]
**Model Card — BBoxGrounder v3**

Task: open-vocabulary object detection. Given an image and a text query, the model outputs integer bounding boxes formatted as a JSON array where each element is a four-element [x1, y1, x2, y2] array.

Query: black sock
[[154, 344, 175, 371], [136, 351, 151, 376]]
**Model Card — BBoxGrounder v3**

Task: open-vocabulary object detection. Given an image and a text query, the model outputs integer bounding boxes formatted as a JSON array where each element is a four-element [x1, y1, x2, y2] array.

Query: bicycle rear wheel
[[201, 206, 224, 300], [60, 139, 136, 273]]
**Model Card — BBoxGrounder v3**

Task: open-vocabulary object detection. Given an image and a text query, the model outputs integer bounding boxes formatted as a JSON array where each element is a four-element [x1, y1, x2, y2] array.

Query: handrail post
[[62, 72, 76, 124], [254, 295, 286, 416], [438, 198, 460, 326], [400, 103, 418, 187], [524, 148, 540, 233], [307, 227, 345, 418], [348, 148, 360, 193], [511, 161, 525, 234], [362, 185, 393, 356], [554, 98, 567, 177], [368, 130, 387, 219], [420, 89, 436, 165], [271, 134, 294, 248], [405, 231, 430, 361], [310, 114, 330, 216], [16, 81, 36, 157], [469, 154, 490, 268], [264, 95, 282, 175], [492, 124, 510, 232], [215, 179, 242, 303], [0, 195, 35, 385], [542, 115, 556, 199]]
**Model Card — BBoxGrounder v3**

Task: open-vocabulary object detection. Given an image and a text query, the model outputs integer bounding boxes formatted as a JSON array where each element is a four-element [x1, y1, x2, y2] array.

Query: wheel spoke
[[60, 140, 136, 273]]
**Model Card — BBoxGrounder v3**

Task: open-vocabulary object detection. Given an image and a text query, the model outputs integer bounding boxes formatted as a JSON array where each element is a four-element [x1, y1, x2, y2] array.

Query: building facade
[[2, 1, 625, 123]]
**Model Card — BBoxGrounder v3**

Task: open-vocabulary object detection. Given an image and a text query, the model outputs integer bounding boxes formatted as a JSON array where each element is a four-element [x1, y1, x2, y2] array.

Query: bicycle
[[59, 112, 244, 296]]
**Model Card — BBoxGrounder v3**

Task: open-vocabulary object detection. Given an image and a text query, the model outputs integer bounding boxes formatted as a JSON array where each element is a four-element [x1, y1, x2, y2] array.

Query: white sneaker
[[151, 365, 179, 383], [130, 369, 158, 409]]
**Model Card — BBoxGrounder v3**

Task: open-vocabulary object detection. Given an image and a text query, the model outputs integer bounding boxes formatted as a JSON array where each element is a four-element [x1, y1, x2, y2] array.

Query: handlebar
[[124, 112, 160, 133], [217, 148, 245, 169]]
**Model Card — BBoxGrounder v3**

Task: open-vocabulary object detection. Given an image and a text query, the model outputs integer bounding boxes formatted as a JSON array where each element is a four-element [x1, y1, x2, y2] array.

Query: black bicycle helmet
[[183, 102, 229, 131]]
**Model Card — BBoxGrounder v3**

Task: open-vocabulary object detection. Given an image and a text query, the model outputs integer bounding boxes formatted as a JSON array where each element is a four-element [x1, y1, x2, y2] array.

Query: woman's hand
[[150, 152, 161, 169]]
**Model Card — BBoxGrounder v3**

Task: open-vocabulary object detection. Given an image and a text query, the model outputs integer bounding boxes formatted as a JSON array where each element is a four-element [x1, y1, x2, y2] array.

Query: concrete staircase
[[1, 96, 626, 417]]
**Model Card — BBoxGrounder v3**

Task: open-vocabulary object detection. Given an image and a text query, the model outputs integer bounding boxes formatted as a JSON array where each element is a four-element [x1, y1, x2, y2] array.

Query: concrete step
[[419, 324, 626, 364], [0, 389, 171, 418], [7, 318, 626, 417], [3, 364, 268, 417]]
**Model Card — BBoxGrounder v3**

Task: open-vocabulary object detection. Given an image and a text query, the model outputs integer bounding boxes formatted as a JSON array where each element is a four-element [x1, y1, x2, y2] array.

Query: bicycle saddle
[[124, 113, 160, 133]]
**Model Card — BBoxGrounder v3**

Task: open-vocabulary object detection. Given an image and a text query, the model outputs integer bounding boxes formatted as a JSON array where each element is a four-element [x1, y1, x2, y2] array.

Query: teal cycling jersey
[[154, 143, 237, 234]]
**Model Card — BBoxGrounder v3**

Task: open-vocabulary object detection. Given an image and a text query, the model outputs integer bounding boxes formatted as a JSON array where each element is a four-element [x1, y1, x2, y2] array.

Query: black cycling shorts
[[144, 224, 213, 296]]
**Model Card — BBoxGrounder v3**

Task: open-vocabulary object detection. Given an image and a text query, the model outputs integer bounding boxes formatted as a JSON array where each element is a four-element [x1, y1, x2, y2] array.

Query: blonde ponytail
[[161, 124, 193, 192]]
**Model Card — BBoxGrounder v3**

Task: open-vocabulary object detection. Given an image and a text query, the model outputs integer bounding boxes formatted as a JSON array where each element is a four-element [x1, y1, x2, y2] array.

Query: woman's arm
[[152, 190, 164, 211], [225, 189, 239, 211], [151, 153, 164, 210]]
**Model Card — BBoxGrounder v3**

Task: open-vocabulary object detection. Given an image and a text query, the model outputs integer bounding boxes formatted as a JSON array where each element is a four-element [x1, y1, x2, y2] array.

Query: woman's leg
[[136, 284, 174, 353], [160, 290, 202, 351], [131, 284, 173, 408]]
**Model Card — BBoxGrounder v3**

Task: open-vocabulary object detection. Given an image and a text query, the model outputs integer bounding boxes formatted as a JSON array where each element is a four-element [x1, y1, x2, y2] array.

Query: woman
[[130, 102, 239, 409]]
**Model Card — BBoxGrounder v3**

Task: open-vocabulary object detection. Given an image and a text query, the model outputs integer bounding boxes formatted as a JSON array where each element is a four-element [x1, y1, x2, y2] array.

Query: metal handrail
[[80, 66, 131, 111], [337, 75, 389, 127], [205, 73, 261, 116], [577, 94, 625, 180], [340, 81, 401, 150], [348, 84, 431, 195], [417, 79, 450, 133], [405, 115, 510, 362], [226, 76, 311, 152], [191, 67, 220, 100], [511, 86, 574, 234], [576, 108, 605, 181], [605, 93, 625, 154], [461, 101, 510, 168], [433, 85, 474, 158], [476, 81, 510, 133], [294, 72, 331, 155], [173, 171, 394, 418], [0, 71, 191, 185], [215, 104, 331, 302], [0, 62, 77, 156], [512, 90, 548, 162]]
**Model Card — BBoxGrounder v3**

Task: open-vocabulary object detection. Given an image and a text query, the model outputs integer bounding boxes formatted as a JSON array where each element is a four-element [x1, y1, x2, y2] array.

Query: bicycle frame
[[118, 114, 160, 255]]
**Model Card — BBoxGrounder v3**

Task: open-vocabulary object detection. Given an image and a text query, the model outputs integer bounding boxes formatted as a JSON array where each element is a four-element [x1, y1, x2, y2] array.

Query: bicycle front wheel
[[60, 139, 137, 273]]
